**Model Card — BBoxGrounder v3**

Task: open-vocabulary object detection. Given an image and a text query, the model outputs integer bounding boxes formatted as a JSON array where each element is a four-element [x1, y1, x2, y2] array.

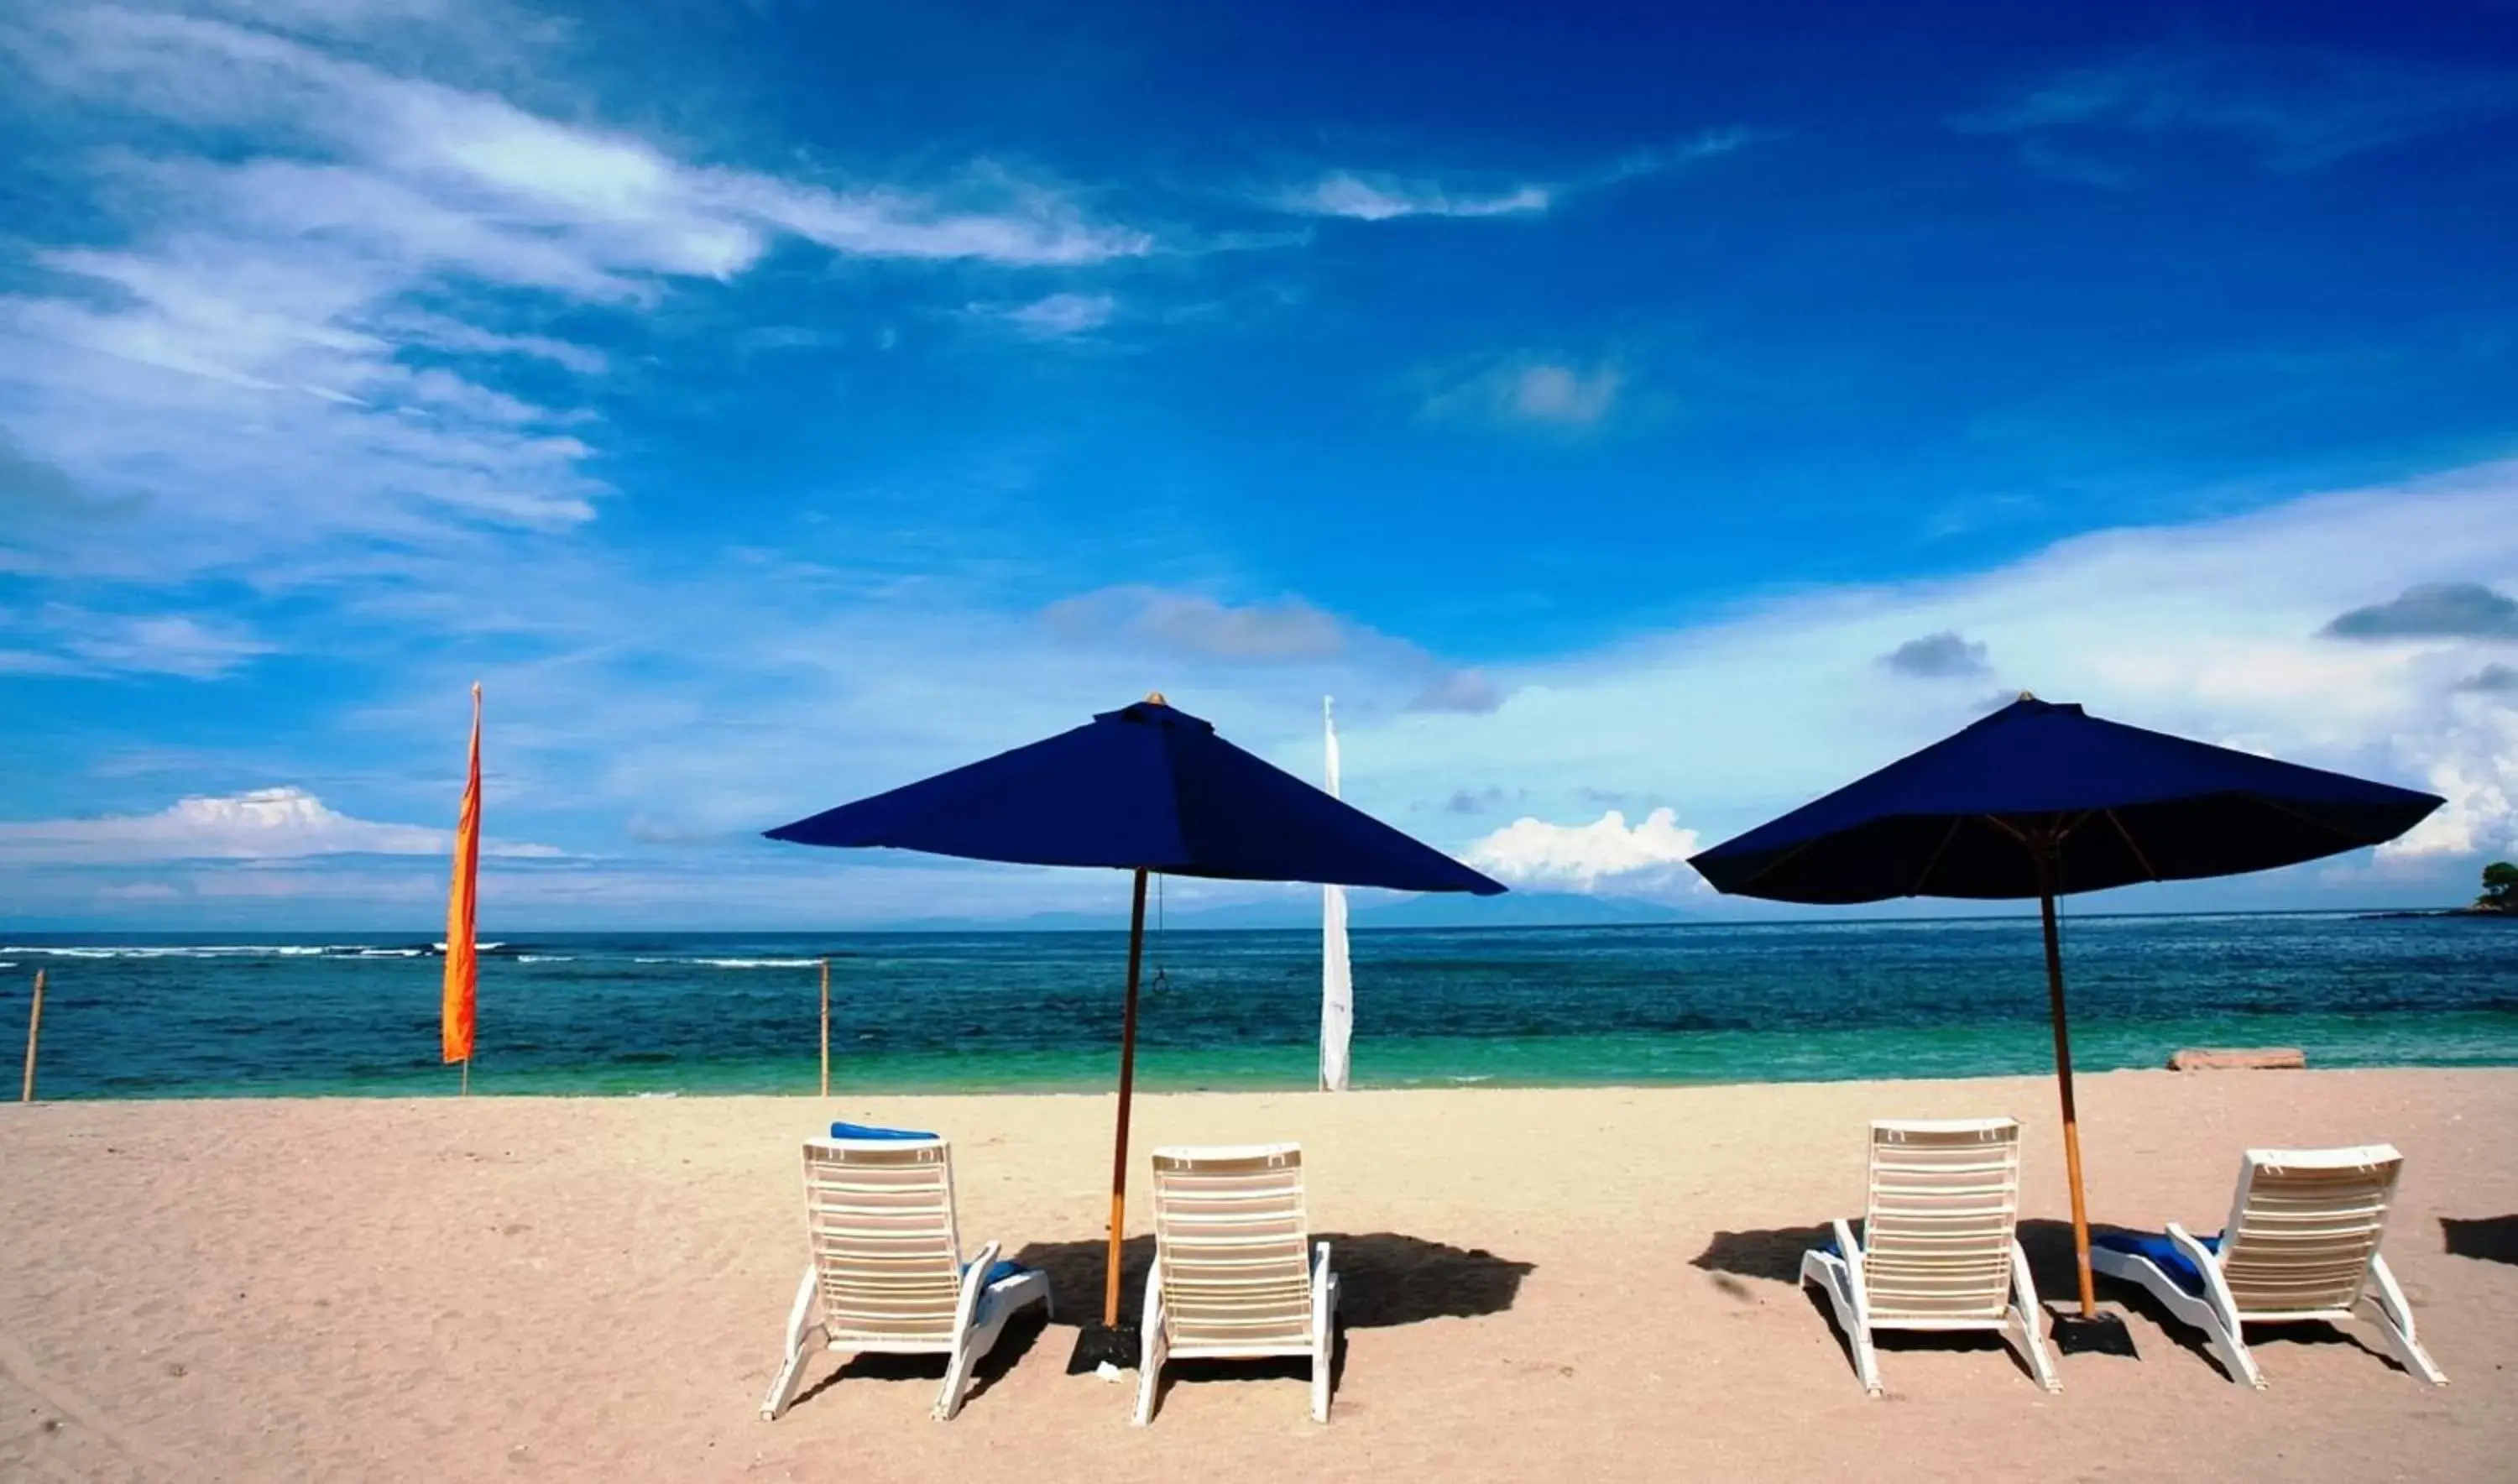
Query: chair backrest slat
[[802, 1137, 965, 1344], [2219, 1145, 2403, 1314], [1862, 1118, 2022, 1320], [1151, 1144, 1314, 1347]]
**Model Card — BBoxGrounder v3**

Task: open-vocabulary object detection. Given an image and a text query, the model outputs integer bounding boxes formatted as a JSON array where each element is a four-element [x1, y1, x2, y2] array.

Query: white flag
[[1320, 696, 1352, 1092]]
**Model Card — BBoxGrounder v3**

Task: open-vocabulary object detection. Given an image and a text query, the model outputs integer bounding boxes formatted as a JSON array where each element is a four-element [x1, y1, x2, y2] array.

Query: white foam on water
[[1, 944, 385, 959], [632, 956, 818, 969]]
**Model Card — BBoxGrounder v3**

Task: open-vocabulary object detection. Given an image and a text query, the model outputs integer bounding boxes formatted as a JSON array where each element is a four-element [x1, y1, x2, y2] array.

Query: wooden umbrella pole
[[1103, 869, 1151, 1329], [819, 958, 832, 1099], [19, 969, 44, 1104], [2038, 859, 2098, 1318]]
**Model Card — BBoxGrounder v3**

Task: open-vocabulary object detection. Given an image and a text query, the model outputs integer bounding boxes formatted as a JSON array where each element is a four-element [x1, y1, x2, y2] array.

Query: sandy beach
[[4, 1069, 2514, 1482]]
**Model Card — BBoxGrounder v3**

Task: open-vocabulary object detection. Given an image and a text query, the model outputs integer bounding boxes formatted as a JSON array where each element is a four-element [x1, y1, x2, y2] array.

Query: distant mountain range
[[883, 891, 1682, 933]]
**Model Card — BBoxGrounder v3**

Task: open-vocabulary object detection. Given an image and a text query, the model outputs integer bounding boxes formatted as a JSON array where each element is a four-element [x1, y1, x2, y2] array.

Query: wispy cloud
[[59, 611, 275, 679], [0, 4, 1152, 587], [1267, 128, 1755, 222], [1956, 40, 2518, 178], [0, 604, 274, 679], [1044, 587, 1350, 661], [1409, 668, 1502, 715], [974, 291, 1119, 340], [1424, 356, 1625, 430], [1037, 584, 1505, 714], [1276, 172, 1551, 222]]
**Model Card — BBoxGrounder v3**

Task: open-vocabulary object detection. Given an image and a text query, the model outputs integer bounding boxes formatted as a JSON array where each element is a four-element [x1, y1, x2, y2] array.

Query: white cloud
[[1409, 667, 1502, 715], [0, 786, 564, 864], [17, 460, 2518, 924], [1464, 807, 1707, 895], [2378, 698, 2518, 860], [1347, 460, 2518, 884], [1272, 131, 1755, 222], [0, 4, 1151, 582], [1425, 357, 1624, 429], [1507, 363, 1621, 426], [1037, 588, 1498, 719], [1956, 41, 2518, 175], [59, 612, 276, 678], [977, 291, 1118, 340], [379, 311, 607, 374], [1044, 586, 1352, 661], [0, 606, 274, 678], [1278, 171, 1551, 222]]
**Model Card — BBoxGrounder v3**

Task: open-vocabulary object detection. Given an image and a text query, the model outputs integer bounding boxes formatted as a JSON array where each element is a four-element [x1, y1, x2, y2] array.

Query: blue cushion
[[2094, 1229, 2223, 1295], [965, 1257, 1028, 1287], [829, 1121, 939, 1141]]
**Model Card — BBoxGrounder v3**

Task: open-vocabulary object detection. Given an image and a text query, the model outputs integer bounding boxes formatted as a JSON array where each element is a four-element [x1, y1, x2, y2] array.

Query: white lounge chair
[[760, 1127, 1052, 1421], [1134, 1142, 1339, 1425], [1800, 1116, 2060, 1396], [2090, 1143, 2446, 1388]]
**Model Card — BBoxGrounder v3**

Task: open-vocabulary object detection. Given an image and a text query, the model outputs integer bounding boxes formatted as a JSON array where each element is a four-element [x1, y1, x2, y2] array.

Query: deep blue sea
[[3, 912, 2513, 1099]]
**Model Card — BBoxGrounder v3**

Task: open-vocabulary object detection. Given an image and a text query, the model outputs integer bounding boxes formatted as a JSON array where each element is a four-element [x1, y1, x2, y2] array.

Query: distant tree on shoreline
[[2481, 862, 2517, 912]]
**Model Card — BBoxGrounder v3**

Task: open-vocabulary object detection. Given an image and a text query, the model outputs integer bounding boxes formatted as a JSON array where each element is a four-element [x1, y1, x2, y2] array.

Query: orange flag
[[441, 682, 482, 1067]]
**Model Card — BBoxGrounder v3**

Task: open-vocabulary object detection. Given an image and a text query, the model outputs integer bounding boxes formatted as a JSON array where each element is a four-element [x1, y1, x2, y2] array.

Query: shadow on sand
[[2442, 1215, 2518, 1266], [792, 1309, 1053, 1412], [1008, 1231, 1535, 1405], [1690, 1217, 2400, 1383]]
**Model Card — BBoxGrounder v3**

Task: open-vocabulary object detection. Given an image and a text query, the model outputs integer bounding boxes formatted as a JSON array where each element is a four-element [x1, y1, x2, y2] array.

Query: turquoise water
[[3, 912, 2512, 1099]]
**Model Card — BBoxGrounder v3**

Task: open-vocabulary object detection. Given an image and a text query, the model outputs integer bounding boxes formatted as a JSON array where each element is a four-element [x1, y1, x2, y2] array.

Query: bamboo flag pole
[[819, 958, 831, 1098], [18, 969, 44, 1103]]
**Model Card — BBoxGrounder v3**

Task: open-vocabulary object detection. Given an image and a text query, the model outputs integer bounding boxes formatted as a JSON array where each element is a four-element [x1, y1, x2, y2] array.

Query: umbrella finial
[[2018, 690, 2037, 702], [1144, 691, 1169, 707]]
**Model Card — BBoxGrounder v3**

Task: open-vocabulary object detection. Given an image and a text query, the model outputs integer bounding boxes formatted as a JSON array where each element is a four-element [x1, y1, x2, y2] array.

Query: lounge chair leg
[[761, 1267, 822, 1420], [2008, 1242, 2061, 1393], [2363, 1257, 2447, 1386], [1800, 1247, 1880, 1396], [2009, 1304, 2061, 1393], [936, 1336, 980, 1421], [2206, 1321, 2264, 1390], [1132, 1271, 1168, 1427], [1311, 1268, 1339, 1423], [1131, 1348, 1164, 1427], [1851, 1322, 1883, 1397]]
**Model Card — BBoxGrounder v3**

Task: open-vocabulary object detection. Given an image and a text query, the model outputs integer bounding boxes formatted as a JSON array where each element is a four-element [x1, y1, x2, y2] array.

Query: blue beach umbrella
[[768, 694, 1504, 1356], [1688, 694, 2442, 1336]]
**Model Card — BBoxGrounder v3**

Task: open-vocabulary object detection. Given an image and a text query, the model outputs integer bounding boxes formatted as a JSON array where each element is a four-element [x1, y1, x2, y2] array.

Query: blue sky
[[2, 0, 2515, 928]]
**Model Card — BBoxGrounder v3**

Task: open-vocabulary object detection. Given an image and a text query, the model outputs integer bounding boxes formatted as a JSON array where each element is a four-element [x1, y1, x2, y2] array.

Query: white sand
[[3, 1069, 2514, 1481]]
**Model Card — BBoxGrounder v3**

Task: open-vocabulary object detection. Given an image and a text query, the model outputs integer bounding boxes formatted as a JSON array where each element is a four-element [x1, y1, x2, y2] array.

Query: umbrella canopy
[[767, 694, 1503, 1358], [1689, 694, 2442, 1339], [1690, 696, 2443, 903], [768, 695, 1506, 894]]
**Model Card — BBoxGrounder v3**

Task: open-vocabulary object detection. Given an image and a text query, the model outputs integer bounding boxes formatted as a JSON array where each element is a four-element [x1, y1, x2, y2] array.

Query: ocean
[[3, 912, 2512, 1100]]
